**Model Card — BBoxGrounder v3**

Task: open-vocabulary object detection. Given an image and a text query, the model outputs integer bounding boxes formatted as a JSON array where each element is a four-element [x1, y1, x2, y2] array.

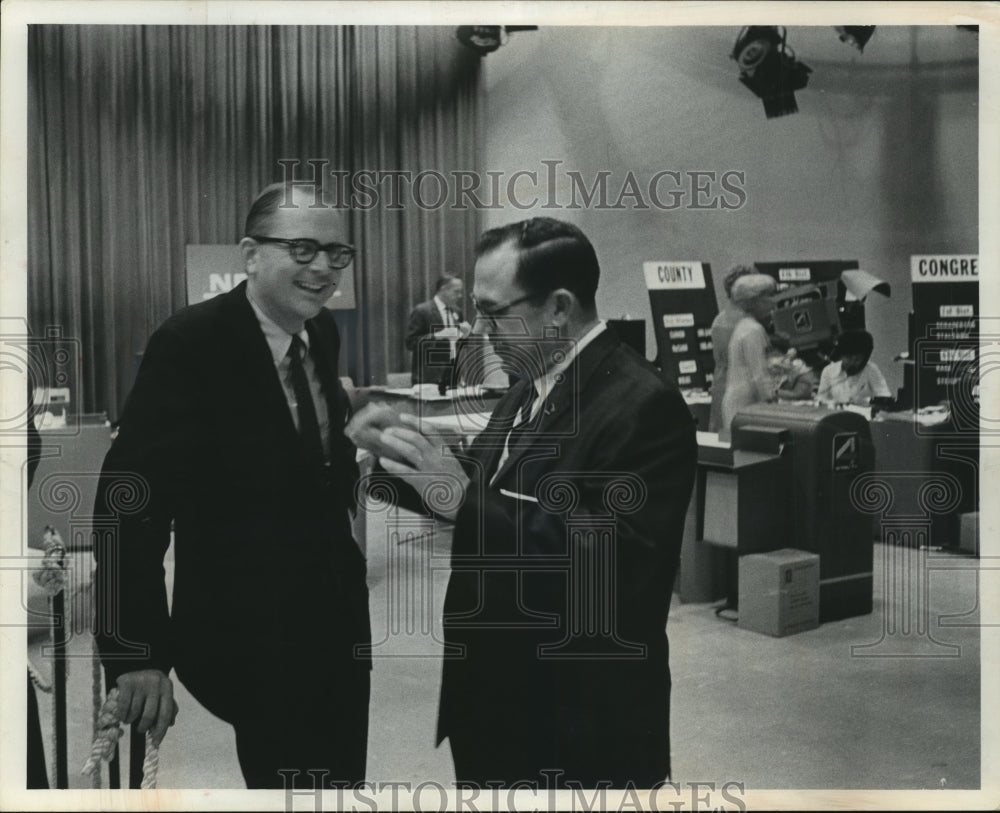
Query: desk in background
[[677, 432, 791, 604], [869, 410, 978, 549]]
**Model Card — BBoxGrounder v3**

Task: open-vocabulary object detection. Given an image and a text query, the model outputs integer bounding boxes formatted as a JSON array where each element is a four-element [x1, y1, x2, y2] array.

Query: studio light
[[456, 25, 538, 56], [835, 26, 876, 52], [731, 26, 811, 119]]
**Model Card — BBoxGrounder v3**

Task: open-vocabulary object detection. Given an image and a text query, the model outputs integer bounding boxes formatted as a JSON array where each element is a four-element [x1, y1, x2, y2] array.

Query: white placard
[[910, 255, 979, 282], [663, 313, 695, 328], [778, 268, 811, 282], [940, 305, 975, 318], [644, 262, 706, 290]]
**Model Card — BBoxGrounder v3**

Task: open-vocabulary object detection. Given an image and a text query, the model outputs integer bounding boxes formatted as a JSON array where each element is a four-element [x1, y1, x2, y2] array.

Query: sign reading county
[[910, 255, 978, 283], [644, 262, 706, 290], [186, 244, 356, 309]]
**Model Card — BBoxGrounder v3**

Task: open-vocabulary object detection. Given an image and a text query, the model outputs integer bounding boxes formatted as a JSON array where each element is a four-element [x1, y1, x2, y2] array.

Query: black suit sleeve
[[405, 305, 431, 352], [92, 323, 199, 682]]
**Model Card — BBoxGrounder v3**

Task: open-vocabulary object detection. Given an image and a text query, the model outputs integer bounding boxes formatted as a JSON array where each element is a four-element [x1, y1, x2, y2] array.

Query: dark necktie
[[507, 382, 539, 445], [287, 335, 325, 468]]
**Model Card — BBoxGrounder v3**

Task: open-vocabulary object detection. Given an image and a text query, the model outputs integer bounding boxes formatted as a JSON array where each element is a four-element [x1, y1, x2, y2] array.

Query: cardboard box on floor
[[738, 549, 820, 637]]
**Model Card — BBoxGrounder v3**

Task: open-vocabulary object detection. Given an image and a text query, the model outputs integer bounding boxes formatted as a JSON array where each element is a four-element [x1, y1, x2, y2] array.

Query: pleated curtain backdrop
[[28, 25, 482, 418]]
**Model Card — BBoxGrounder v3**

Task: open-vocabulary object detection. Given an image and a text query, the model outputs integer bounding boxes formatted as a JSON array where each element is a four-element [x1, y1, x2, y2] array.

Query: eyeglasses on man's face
[[470, 292, 543, 323], [250, 236, 356, 270]]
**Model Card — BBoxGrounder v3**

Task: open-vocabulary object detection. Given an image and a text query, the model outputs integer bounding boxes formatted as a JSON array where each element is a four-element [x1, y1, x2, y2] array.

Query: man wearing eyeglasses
[[348, 217, 698, 788], [93, 182, 370, 788]]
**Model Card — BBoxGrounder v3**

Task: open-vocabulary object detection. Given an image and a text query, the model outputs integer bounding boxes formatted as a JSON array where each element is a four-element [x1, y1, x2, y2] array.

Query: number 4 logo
[[832, 433, 859, 471]]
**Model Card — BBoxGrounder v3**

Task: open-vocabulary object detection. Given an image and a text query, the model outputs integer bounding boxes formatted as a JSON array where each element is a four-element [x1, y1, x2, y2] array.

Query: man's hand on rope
[[115, 670, 179, 746]]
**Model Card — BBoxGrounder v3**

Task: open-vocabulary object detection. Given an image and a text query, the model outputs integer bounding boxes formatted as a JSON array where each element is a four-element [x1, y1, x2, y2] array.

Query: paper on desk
[[696, 431, 731, 448]]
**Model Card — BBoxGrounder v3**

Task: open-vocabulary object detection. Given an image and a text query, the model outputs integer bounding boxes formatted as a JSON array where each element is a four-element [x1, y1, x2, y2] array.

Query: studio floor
[[29, 508, 982, 792]]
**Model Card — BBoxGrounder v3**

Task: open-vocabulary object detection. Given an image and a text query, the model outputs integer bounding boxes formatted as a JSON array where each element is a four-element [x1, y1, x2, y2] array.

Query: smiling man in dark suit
[[350, 217, 698, 788], [92, 182, 370, 788]]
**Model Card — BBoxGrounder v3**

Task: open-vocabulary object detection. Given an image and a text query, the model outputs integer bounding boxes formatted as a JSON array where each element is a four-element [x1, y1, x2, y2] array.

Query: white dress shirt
[[247, 291, 331, 458], [491, 320, 607, 484], [434, 294, 458, 359]]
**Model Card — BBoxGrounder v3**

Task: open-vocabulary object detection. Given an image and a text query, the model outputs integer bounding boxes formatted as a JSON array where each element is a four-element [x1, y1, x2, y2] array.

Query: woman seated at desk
[[817, 329, 891, 406], [769, 335, 822, 402]]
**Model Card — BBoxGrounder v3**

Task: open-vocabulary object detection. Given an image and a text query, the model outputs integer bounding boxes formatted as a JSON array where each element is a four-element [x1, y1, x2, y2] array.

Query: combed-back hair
[[244, 181, 326, 237], [475, 217, 599, 309]]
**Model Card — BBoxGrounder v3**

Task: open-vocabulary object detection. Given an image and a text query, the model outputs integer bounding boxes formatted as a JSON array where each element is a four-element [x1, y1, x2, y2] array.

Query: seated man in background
[[405, 274, 471, 386], [817, 329, 891, 406]]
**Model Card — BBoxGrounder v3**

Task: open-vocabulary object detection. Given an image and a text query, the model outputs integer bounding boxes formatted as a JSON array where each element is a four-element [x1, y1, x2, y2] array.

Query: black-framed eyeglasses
[[250, 236, 356, 270], [470, 292, 543, 320]]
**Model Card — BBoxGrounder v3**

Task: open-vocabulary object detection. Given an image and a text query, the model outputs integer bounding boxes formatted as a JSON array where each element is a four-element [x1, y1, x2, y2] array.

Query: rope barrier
[[82, 689, 159, 789], [33, 526, 67, 596], [37, 526, 68, 787], [27, 661, 51, 694], [90, 638, 103, 789]]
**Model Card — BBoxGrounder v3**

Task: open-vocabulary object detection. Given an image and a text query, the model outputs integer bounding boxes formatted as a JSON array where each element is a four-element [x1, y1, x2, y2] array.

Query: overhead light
[[731, 27, 811, 119], [456, 25, 538, 56], [835, 26, 876, 52], [456, 26, 503, 54]]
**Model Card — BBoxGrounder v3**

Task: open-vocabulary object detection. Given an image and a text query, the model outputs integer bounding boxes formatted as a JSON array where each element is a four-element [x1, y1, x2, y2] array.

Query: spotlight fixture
[[835, 26, 876, 52], [731, 26, 811, 119], [456, 25, 538, 56]]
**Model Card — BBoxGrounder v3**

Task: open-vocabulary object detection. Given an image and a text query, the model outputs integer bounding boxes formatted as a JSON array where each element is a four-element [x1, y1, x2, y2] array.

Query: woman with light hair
[[708, 264, 757, 433], [719, 273, 779, 439]]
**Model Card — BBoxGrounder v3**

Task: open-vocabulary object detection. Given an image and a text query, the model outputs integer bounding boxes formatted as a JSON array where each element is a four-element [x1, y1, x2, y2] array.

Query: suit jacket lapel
[[491, 329, 621, 485], [218, 282, 299, 446], [472, 378, 533, 481], [305, 315, 349, 447]]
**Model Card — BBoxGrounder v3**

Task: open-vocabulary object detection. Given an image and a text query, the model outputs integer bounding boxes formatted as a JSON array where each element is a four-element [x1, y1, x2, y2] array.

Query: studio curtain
[[28, 25, 482, 418]]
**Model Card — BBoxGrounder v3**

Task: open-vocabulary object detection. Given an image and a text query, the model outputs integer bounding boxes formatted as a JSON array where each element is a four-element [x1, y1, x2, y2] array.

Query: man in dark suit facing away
[[405, 275, 471, 386], [92, 181, 371, 788], [349, 217, 698, 788]]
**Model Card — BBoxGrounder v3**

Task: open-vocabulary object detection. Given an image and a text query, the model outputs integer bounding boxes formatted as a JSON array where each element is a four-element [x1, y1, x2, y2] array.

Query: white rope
[[90, 639, 103, 789], [27, 661, 51, 694], [81, 689, 159, 788], [141, 733, 159, 789], [33, 526, 67, 596]]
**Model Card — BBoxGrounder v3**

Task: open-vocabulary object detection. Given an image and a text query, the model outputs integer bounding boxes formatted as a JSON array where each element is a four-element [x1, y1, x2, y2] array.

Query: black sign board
[[908, 255, 979, 414], [644, 261, 717, 389]]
